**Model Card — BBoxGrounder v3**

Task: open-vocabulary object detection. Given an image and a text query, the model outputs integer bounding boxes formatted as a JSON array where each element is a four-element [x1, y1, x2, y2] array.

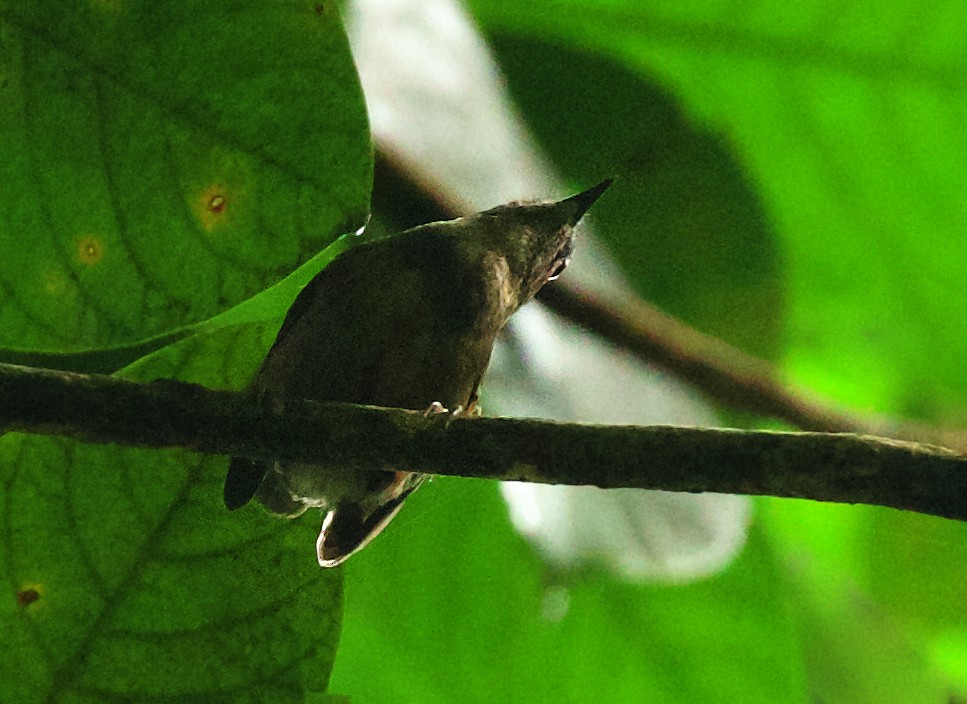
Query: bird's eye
[[547, 256, 570, 281]]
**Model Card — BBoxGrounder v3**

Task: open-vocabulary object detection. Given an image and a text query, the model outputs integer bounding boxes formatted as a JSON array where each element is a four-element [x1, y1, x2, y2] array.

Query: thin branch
[[1, 361, 966, 522], [537, 282, 967, 453], [537, 282, 860, 433]]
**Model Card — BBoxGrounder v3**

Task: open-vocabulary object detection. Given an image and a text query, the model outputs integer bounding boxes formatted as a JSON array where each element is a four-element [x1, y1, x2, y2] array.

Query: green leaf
[[328, 481, 807, 703], [762, 500, 952, 704], [465, 1, 967, 700], [0, 1, 370, 699], [0, 0, 371, 352], [0, 229, 353, 701], [1, 324, 344, 703]]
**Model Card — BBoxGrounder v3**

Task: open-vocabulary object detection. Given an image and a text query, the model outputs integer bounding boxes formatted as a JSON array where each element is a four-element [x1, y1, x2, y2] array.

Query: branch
[[2, 361, 966, 522], [537, 282, 967, 453], [537, 282, 860, 433]]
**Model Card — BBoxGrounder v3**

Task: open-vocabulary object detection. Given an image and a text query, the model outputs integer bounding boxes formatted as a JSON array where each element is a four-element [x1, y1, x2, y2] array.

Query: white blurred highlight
[[489, 305, 751, 583], [347, 0, 751, 583], [347, 0, 554, 208]]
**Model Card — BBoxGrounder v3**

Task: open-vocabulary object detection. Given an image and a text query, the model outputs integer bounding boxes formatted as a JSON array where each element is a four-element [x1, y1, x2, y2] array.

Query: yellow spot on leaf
[[195, 185, 234, 232], [76, 236, 104, 266]]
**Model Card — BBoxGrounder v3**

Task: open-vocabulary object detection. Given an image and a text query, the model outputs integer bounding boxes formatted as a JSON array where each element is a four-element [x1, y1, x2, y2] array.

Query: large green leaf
[[1, 325, 344, 702], [0, 1, 371, 352], [329, 480, 807, 703], [1, 1, 369, 700], [465, 1, 967, 700], [763, 500, 954, 704]]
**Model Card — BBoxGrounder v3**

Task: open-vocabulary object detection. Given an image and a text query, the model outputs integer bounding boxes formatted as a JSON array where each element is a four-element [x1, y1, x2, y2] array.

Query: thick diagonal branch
[[1, 361, 966, 522]]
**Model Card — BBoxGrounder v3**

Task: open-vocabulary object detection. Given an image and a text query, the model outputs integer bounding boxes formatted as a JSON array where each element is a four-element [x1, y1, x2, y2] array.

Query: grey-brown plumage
[[224, 180, 612, 566]]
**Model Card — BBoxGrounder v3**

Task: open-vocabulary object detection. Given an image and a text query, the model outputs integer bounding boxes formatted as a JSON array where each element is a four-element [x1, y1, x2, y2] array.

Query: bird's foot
[[422, 401, 464, 428]]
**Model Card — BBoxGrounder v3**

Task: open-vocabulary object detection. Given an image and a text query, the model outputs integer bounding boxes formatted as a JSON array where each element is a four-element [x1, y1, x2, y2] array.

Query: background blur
[[332, 1, 967, 702]]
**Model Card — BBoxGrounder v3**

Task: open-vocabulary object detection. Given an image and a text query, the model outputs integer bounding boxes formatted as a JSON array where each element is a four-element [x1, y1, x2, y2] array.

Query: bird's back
[[224, 228, 500, 512]]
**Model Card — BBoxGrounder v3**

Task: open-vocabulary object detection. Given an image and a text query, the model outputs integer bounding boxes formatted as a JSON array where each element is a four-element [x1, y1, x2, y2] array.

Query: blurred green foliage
[[334, 2, 967, 703]]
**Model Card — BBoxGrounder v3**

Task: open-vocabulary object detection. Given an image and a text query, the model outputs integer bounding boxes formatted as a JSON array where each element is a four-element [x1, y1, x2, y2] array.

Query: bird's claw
[[422, 402, 464, 428]]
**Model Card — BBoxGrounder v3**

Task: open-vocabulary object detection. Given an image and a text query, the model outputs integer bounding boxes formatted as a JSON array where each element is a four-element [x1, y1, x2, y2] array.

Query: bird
[[224, 179, 612, 566]]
